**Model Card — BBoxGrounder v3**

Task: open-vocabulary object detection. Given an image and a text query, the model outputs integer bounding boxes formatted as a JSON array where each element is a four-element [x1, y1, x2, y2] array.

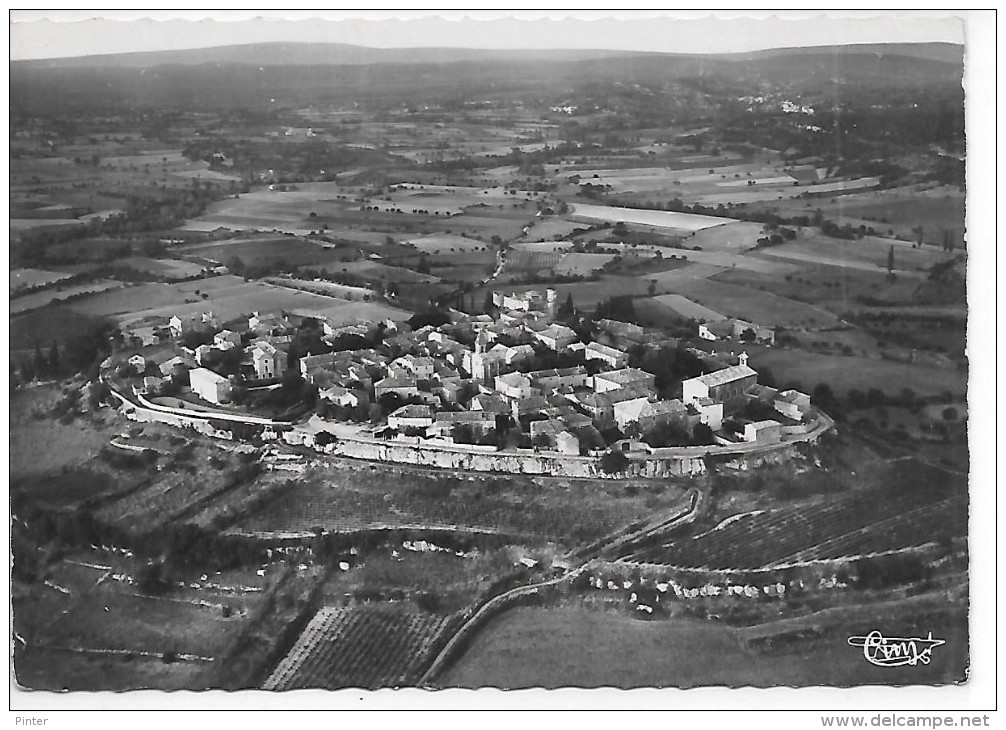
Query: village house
[[495, 372, 536, 402], [553, 406, 593, 432], [298, 352, 347, 382], [527, 366, 590, 394], [584, 341, 629, 368], [512, 394, 550, 423], [593, 367, 657, 394], [251, 341, 285, 380], [568, 390, 616, 430], [434, 380, 462, 405], [214, 329, 242, 350], [747, 383, 780, 404], [169, 311, 218, 337], [743, 419, 783, 445], [394, 354, 435, 380], [699, 318, 775, 345], [613, 396, 688, 432], [532, 323, 578, 351], [428, 410, 497, 440], [774, 389, 812, 420], [195, 344, 214, 366], [128, 326, 160, 348], [595, 318, 645, 346], [530, 419, 580, 454], [319, 385, 367, 408], [374, 374, 419, 400], [387, 404, 435, 431], [127, 354, 146, 372], [189, 367, 232, 405], [691, 397, 724, 431], [494, 288, 557, 317], [469, 392, 511, 416], [159, 355, 189, 378]]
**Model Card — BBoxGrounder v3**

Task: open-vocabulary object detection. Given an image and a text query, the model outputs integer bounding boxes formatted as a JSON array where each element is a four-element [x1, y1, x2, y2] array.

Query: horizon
[[9, 11, 966, 62]]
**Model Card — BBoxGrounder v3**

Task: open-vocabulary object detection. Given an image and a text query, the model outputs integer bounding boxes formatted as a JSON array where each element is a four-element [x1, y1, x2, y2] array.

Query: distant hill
[[10, 41, 963, 116], [12, 40, 963, 70], [726, 42, 964, 65], [11, 42, 657, 69]]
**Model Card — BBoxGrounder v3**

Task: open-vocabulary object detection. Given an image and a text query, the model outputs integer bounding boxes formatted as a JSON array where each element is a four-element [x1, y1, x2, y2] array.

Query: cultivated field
[[519, 218, 587, 241], [182, 183, 358, 234], [13, 555, 271, 691], [66, 276, 409, 327], [10, 267, 73, 294], [652, 294, 726, 323], [439, 601, 965, 688], [554, 253, 617, 276], [656, 277, 839, 328], [748, 348, 967, 399], [179, 236, 350, 268], [403, 233, 488, 253], [626, 490, 966, 571], [332, 260, 440, 284], [774, 187, 965, 246], [11, 280, 125, 315], [756, 232, 952, 280], [264, 605, 453, 689], [117, 257, 207, 280], [570, 203, 733, 232]]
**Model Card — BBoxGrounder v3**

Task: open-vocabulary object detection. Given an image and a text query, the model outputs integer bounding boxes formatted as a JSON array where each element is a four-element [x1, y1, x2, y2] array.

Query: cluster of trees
[[755, 226, 797, 248], [592, 295, 637, 325], [628, 343, 705, 396], [11, 321, 117, 386], [641, 421, 714, 448], [184, 137, 391, 184]]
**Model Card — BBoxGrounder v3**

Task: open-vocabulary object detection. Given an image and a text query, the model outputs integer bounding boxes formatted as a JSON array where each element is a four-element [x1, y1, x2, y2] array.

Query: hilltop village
[[105, 286, 827, 474], [11, 36, 969, 693]]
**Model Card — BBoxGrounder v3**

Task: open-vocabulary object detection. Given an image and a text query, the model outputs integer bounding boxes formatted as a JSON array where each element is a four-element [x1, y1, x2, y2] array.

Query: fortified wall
[[284, 408, 833, 479], [109, 382, 833, 480]]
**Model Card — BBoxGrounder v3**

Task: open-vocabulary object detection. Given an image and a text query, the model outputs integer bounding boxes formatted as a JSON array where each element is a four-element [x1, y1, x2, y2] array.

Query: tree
[[47, 341, 60, 375], [647, 280, 657, 297], [315, 431, 338, 447], [532, 433, 552, 449], [281, 367, 304, 395], [137, 561, 169, 595], [691, 423, 715, 445], [87, 381, 111, 410], [181, 328, 214, 350], [32, 342, 47, 380], [599, 449, 630, 475], [812, 382, 836, 409], [558, 292, 575, 320]]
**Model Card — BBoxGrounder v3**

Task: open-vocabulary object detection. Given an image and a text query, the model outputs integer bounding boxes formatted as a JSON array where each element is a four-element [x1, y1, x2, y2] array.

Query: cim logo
[[848, 630, 946, 668]]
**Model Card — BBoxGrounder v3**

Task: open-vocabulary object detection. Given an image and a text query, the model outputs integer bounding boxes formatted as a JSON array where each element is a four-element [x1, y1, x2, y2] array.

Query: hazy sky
[[10, 10, 966, 61]]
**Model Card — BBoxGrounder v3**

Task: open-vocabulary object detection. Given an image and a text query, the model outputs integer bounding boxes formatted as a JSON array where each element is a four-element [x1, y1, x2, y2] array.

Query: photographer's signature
[[848, 630, 945, 667]]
